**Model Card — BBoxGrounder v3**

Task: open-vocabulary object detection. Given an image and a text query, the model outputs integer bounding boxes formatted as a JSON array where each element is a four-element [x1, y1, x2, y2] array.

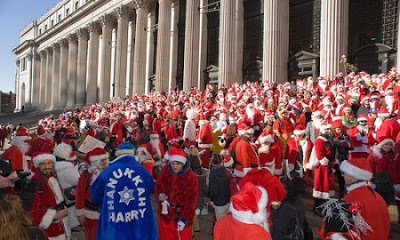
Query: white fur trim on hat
[[339, 160, 372, 181], [33, 154, 56, 168], [169, 155, 186, 165], [371, 138, 395, 158], [293, 129, 306, 135], [357, 116, 368, 122], [259, 134, 274, 144], [230, 186, 269, 229], [53, 143, 76, 161], [89, 153, 109, 163], [238, 128, 255, 136], [330, 233, 347, 240]]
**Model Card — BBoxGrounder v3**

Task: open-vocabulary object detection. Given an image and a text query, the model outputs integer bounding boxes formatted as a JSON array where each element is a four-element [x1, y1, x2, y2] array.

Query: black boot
[[313, 198, 324, 217]]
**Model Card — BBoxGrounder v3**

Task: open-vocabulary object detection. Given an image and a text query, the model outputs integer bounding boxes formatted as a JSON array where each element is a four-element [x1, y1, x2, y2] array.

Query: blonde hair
[[0, 195, 32, 240]]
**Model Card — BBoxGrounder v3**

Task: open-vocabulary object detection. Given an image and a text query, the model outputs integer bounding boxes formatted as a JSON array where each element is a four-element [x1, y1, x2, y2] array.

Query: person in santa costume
[[339, 157, 390, 239], [310, 122, 336, 217], [231, 122, 259, 179], [75, 148, 109, 240], [154, 147, 198, 240], [3, 127, 32, 172], [91, 143, 158, 240], [375, 106, 400, 142], [214, 182, 272, 240], [27, 125, 55, 157], [382, 86, 398, 114], [286, 125, 314, 182], [346, 114, 374, 159], [197, 115, 213, 168], [273, 106, 294, 159], [306, 110, 324, 143], [257, 132, 282, 176], [29, 151, 71, 240], [136, 144, 155, 177], [53, 143, 80, 230], [183, 108, 197, 149], [144, 132, 165, 178]]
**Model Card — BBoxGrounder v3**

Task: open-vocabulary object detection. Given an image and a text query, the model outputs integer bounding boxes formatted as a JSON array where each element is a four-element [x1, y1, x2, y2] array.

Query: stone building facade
[[13, 0, 400, 111]]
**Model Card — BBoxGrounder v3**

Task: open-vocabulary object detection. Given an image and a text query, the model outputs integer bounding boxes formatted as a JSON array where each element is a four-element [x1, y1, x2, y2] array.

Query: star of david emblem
[[118, 186, 135, 206]]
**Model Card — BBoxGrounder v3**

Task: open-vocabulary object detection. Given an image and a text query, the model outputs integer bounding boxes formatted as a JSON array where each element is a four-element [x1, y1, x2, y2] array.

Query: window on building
[[58, 14, 62, 22], [66, 8, 70, 16], [44, 24, 48, 31], [21, 58, 26, 72], [51, 20, 54, 27], [39, 29, 42, 35], [75, 2, 79, 10]]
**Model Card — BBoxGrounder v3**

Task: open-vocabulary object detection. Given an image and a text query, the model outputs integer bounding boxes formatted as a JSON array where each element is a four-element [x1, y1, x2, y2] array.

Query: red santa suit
[[198, 119, 213, 168], [233, 128, 259, 178], [183, 109, 197, 148], [257, 133, 282, 176], [29, 153, 70, 240], [311, 133, 336, 200], [4, 128, 32, 172], [383, 94, 398, 114], [214, 182, 272, 240], [375, 118, 400, 143], [286, 134, 313, 172], [347, 125, 372, 159], [339, 158, 390, 240]]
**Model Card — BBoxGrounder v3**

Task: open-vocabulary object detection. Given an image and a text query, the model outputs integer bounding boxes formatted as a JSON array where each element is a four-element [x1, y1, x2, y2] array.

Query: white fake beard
[[385, 95, 395, 105], [319, 82, 327, 90], [375, 118, 383, 130], [126, 126, 133, 132], [313, 119, 322, 129], [16, 141, 30, 154], [246, 107, 255, 119], [150, 138, 161, 156]]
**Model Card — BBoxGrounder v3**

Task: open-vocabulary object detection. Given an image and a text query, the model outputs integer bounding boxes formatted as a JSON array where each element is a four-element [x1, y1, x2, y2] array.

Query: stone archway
[[352, 43, 396, 73]]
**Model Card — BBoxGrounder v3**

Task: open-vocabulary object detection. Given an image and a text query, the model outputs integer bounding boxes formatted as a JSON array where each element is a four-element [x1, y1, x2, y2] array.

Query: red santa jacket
[[198, 122, 213, 149], [286, 137, 313, 170], [257, 143, 282, 176], [29, 169, 68, 238], [272, 117, 294, 135], [368, 147, 400, 185], [3, 145, 25, 171], [165, 125, 179, 141], [154, 163, 198, 225], [347, 127, 373, 154], [27, 137, 55, 157], [233, 138, 259, 178], [343, 182, 390, 240], [145, 141, 165, 159], [375, 119, 400, 142], [75, 171, 100, 220]]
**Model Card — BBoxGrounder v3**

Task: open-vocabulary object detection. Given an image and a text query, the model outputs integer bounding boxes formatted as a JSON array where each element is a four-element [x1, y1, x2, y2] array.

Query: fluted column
[[126, 14, 136, 97], [99, 15, 115, 102], [169, 1, 179, 92], [263, 0, 289, 84], [15, 60, 21, 112], [45, 48, 53, 109], [26, 53, 33, 110], [50, 44, 60, 109], [114, 6, 130, 98], [320, 0, 349, 78], [39, 51, 47, 109], [145, 10, 156, 93], [218, 0, 236, 88], [198, 0, 208, 90], [66, 34, 78, 109], [86, 22, 101, 105], [133, 1, 151, 95], [155, 0, 172, 92], [58, 39, 68, 108], [234, 0, 244, 84], [182, 0, 200, 91], [32, 53, 41, 109], [76, 28, 89, 107]]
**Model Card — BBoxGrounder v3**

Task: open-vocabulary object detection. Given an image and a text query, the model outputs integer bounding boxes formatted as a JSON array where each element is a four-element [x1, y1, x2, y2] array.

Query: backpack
[[226, 169, 240, 196], [15, 177, 43, 211]]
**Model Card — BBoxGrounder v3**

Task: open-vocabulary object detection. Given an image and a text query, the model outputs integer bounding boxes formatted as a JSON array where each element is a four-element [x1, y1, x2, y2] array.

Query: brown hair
[[0, 195, 32, 240], [210, 152, 223, 166]]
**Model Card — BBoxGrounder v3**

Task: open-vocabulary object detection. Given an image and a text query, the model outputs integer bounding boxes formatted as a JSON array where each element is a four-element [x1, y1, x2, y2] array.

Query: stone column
[[26, 53, 33, 110], [126, 14, 136, 97], [114, 6, 130, 98], [39, 51, 47, 109], [169, 1, 179, 92], [218, 0, 236, 88], [155, 0, 172, 92], [234, 0, 244, 84], [50, 44, 60, 109], [45, 48, 53, 109], [182, 0, 200, 91], [32, 53, 41, 109], [58, 39, 68, 108], [99, 15, 115, 103], [110, 28, 117, 97], [145, 10, 156, 93], [133, 1, 151, 95], [198, 0, 208, 90], [320, 0, 349, 79], [86, 22, 101, 105], [66, 34, 78, 109], [15, 60, 20, 112], [263, 0, 289, 84], [76, 28, 89, 107]]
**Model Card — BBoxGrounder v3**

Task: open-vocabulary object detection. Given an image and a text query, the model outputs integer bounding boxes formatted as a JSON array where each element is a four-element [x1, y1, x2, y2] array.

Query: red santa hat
[[357, 114, 369, 122], [377, 106, 390, 118], [83, 148, 109, 165], [339, 157, 372, 181], [14, 127, 31, 140], [230, 182, 269, 226], [53, 143, 77, 161], [320, 122, 332, 134], [237, 122, 254, 136], [293, 125, 306, 136], [150, 131, 159, 139], [259, 132, 275, 144], [136, 144, 152, 163], [332, 120, 343, 129], [32, 151, 56, 168], [220, 149, 234, 168], [360, 96, 370, 104], [168, 148, 186, 165], [37, 125, 46, 136]]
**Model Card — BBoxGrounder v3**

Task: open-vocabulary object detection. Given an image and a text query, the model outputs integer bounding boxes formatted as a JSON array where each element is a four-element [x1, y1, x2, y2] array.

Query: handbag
[[284, 209, 304, 240]]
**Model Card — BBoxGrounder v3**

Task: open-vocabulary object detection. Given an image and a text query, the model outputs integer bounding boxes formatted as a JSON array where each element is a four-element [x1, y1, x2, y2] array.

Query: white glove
[[161, 199, 170, 215], [177, 220, 186, 231], [369, 182, 376, 189], [319, 158, 329, 166]]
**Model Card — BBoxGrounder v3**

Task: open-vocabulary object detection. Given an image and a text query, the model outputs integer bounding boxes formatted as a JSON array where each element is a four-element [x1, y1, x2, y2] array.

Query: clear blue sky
[[0, 0, 59, 93]]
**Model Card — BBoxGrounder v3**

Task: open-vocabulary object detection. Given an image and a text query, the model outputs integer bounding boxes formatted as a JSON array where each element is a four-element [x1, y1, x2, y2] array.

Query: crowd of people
[[1, 68, 400, 240]]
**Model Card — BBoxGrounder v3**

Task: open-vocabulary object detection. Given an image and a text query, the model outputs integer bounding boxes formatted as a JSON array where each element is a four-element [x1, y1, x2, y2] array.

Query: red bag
[[226, 169, 240, 196]]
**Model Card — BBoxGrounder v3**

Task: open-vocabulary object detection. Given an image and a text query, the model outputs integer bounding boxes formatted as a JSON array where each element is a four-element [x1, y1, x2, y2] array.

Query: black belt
[[47, 202, 65, 211], [85, 200, 100, 212]]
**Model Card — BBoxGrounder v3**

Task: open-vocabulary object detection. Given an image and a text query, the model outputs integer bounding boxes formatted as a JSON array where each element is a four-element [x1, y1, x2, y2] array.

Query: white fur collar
[[346, 181, 368, 193]]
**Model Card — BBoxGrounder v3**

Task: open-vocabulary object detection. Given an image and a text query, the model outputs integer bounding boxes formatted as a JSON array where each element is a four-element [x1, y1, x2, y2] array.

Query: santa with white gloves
[[257, 132, 282, 176], [286, 125, 313, 178]]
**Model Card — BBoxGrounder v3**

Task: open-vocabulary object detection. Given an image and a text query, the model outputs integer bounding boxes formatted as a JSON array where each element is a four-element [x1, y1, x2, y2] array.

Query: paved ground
[[2, 111, 400, 239]]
